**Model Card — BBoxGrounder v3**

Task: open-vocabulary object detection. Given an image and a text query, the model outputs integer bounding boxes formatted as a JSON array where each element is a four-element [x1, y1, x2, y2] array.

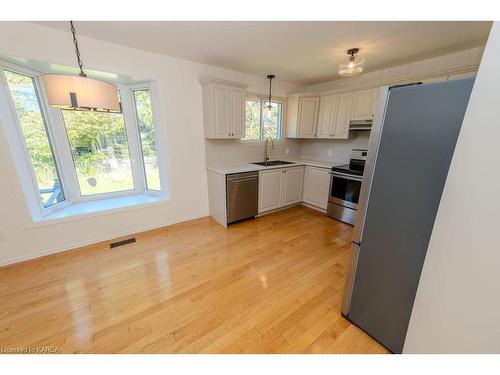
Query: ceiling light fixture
[[265, 74, 275, 112], [338, 48, 364, 78], [43, 21, 121, 113]]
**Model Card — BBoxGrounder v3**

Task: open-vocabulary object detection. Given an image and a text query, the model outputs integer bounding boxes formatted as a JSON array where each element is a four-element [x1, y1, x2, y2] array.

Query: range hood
[[349, 119, 373, 131]]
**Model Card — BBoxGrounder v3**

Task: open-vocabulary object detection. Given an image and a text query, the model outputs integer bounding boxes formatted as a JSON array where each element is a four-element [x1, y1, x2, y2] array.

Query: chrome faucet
[[264, 137, 274, 164]]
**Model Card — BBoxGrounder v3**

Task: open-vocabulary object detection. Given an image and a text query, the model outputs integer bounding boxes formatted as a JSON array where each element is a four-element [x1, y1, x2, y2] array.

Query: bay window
[[0, 61, 166, 220]]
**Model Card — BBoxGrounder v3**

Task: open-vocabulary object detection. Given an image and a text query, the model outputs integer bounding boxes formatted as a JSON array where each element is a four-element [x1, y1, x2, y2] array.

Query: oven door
[[329, 171, 363, 209]]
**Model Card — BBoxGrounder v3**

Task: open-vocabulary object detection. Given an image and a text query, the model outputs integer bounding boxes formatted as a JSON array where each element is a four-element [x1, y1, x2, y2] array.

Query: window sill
[[28, 193, 170, 228]]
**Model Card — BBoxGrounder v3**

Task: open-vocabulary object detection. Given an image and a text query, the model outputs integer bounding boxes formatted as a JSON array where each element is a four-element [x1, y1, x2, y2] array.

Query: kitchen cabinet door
[[281, 167, 304, 206], [333, 92, 354, 139], [302, 166, 330, 210], [230, 88, 245, 138], [213, 85, 231, 137], [258, 169, 283, 213], [297, 97, 320, 137], [317, 95, 336, 138], [351, 88, 377, 122], [201, 79, 248, 139]]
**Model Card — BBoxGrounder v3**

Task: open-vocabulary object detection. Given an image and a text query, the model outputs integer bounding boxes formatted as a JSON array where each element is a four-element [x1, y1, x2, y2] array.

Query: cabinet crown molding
[[199, 77, 249, 89]]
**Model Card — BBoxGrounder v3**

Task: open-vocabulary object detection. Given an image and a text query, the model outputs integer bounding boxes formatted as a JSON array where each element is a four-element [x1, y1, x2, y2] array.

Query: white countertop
[[207, 158, 342, 175]]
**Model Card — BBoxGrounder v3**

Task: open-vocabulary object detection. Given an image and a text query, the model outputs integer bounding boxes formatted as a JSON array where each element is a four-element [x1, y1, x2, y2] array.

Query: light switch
[[285, 148, 290, 155], [327, 149, 333, 157]]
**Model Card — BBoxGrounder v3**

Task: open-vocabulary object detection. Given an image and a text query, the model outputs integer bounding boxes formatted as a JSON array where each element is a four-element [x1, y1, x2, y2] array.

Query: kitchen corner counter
[[206, 158, 339, 175]]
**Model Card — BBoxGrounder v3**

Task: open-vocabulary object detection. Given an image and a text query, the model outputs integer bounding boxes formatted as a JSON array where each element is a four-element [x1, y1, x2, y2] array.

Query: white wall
[[205, 138, 302, 165], [403, 22, 500, 353], [299, 132, 370, 165], [0, 22, 299, 266]]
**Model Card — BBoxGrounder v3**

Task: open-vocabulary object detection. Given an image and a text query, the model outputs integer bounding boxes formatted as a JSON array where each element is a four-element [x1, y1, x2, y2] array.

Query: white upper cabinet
[[286, 96, 320, 138], [317, 95, 337, 138], [351, 88, 378, 122], [317, 92, 353, 139], [297, 97, 320, 137], [212, 85, 230, 137], [230, 88, 245, 139], [201, 78, 248, 139], [333, 92, 354, 139]]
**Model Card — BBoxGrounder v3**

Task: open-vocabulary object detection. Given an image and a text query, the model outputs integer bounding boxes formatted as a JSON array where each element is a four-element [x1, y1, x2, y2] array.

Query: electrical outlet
[[327, 149, 333, 157], [285, 148, 290, 155]]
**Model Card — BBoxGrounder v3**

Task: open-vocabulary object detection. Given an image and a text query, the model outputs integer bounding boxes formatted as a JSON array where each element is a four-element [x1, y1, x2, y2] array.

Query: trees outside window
[[133, 89, 160, 191], [244, 98, 282, 141], [62, 110, 135, 196], [4, 70, 64, 207]]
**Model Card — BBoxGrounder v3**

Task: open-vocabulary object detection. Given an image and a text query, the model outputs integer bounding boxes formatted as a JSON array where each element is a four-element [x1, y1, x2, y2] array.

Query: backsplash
[[299, 131, 370, 164], [205, 131, 369, 166], [205, 138, 302, 165]]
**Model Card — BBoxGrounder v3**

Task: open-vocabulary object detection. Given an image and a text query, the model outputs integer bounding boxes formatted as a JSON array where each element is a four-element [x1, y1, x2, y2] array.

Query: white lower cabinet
[[258, 169, 283, 213], [302, 166, 331, 210], [258, 167, 304, 213], [282, 167, 304, 206]]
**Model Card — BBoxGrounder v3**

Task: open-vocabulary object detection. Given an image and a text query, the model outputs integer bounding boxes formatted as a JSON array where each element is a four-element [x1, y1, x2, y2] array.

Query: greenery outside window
[[4, 69, 65, 208], [244, 97, 283, 141]]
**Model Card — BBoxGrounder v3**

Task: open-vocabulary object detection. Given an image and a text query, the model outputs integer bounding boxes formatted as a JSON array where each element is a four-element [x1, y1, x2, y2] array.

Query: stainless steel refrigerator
[[341, 78, 475, 353]]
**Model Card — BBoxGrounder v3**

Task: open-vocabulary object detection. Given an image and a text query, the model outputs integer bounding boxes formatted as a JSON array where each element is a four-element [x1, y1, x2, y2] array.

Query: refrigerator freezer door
[[346, 79, 475, 353]]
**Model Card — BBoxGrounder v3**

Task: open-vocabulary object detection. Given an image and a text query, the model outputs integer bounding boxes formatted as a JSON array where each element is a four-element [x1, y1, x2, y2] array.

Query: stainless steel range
[[326, 149, 367, 225]]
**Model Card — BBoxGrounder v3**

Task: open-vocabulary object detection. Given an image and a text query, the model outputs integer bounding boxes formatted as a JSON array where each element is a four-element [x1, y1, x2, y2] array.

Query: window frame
[[0, 63, 70, 216], [243, 93, 285, 143], [0, 59, 166, 219], [129, 84, 163, 195]]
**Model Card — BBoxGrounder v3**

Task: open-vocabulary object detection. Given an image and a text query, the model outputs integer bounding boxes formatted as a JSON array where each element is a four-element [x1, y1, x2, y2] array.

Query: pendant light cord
[[268, 79, 272, 104], [267, 74, 275, 109], [70, 21, 87, 77]]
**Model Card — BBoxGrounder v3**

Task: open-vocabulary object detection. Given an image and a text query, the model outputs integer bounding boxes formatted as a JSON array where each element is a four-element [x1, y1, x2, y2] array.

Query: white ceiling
[[37, 21, 492, 85]]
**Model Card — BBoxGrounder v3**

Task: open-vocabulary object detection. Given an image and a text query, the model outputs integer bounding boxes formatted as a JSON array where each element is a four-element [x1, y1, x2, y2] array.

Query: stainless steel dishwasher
[[226, 171, 259, 224]]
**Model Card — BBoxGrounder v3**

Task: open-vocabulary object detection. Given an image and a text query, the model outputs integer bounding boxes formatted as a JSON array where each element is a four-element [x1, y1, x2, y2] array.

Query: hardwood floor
[[0, 206, 389, 354]]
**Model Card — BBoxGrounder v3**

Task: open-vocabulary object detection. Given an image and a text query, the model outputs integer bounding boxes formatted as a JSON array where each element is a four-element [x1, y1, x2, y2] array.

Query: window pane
[[4, 70, 65, 208], [262, 101, 282, 140], [244, 99, 261, 140], [62, 110, 134, 196], [133, 89, 160, 191]]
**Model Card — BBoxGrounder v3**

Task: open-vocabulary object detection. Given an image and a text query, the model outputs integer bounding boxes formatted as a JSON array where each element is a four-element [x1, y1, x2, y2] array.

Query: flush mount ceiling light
[[265, 74, 275, 112], [338, 48, 364, 78], [43, 21, 121, 113]]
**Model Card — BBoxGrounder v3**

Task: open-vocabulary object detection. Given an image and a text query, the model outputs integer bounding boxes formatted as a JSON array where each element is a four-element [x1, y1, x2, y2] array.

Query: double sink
[[251, 160, 295, 167]]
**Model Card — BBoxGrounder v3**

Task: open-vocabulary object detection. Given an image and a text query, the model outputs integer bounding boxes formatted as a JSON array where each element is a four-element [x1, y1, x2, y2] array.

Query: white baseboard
[[0, 213, 208, 268]]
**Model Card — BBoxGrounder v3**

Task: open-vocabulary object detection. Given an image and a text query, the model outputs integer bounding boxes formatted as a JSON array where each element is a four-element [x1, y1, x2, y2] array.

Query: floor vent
[[110, 238, 136, 249]]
